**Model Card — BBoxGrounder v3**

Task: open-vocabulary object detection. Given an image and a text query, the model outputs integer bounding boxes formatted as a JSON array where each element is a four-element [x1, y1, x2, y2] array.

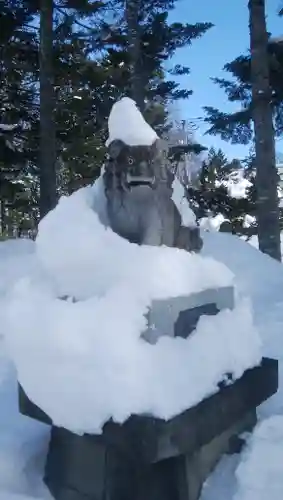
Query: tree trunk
[[125, 0, 145, 113], [0, 200, 5, 236], [248, 0, 281, 261], [39, 0, 57, 218]]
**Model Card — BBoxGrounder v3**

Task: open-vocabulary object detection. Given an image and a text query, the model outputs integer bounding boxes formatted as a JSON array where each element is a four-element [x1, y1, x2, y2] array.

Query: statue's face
[[107, 139, 158, 189]]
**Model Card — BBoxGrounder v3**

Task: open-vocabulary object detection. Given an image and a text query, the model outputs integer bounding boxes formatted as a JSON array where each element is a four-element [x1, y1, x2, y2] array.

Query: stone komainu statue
[[103, 138, 203, 253]]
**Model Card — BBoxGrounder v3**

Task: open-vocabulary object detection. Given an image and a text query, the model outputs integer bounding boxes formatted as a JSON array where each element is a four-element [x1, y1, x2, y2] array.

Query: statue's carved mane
[[103, 139, 173, 196], [102, 138, 203, 252]]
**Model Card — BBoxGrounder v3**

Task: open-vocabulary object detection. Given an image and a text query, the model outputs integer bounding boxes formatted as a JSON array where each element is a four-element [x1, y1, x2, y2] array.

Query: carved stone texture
[[103, 139, 203, 252]]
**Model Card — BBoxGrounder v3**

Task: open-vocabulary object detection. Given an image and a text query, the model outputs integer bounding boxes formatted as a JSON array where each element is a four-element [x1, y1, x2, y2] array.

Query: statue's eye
[[128, 157, 134, 165]]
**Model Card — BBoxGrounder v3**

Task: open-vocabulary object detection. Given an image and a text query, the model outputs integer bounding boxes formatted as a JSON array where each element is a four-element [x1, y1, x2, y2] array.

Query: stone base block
[[19, 358, 278, 500], [43, 412, 256, 500], [175, 411, 256, 500]]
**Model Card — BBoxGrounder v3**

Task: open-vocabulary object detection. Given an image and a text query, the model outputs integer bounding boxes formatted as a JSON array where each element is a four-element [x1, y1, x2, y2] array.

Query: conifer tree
[[187, 147, 256, 236], [0, 0, 213, 231]]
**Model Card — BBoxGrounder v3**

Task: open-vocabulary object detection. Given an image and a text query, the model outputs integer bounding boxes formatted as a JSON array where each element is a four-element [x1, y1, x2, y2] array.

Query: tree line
[[0, 0, 211, 235]]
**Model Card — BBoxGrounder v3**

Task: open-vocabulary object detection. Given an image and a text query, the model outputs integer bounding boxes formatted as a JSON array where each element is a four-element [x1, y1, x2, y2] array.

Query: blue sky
[[170, 0, 283, 160]]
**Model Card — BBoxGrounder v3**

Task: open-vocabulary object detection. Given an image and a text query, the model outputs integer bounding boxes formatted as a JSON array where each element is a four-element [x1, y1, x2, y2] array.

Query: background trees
[[0, 0, 212, 235], [187, 147, 257, 236], [2, 0, 281, 262], [202, 0, 282, 260], [248, 0, 280, 260]]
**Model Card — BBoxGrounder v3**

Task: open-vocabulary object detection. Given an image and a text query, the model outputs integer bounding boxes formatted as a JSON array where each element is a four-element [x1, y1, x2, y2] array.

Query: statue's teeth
[[126, 174, 154, 185]]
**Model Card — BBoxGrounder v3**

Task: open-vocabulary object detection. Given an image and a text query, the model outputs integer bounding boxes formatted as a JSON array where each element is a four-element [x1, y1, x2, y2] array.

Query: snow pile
[[243, 214, 256, 228], [246, 232, 283, 261], [202, 231, 283, 413], [0, 176, 262, 435], [233, 416, 283, 500], [228, 177, 251, 199], [199, 213, 228, 232], [201, 455, 240, 500], [0, 239, 36, 335], [171, 176, 197, 227], [0, 335, 49, 500], [105, 97, 158, 147], [216, 170, 252, 199], [199, 232, 283, 500], [0, 239, 35, 295], [33, 179, 232, 301]]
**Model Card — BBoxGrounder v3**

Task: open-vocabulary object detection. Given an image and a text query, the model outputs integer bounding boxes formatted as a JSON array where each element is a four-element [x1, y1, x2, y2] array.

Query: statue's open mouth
[[126, 174, 156, 188]]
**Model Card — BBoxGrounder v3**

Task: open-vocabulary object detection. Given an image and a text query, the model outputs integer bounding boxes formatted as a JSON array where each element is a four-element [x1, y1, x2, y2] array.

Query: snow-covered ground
[[247, 233, 283, 261], [201, 415, 283, 500], [215, 170, 252, 199], [0, 240, 50, 500], [200, 232, 283, 500]]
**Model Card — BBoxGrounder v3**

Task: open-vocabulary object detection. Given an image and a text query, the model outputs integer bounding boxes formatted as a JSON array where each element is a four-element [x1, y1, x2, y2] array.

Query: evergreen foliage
[[203, 40, 283, 143], [0, 0, 212, 233], [187, 147, 257, 236]]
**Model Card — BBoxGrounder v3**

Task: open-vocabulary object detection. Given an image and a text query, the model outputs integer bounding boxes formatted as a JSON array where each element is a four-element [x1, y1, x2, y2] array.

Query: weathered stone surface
[[174, 411, 256, 500], [103, 137, 203, 252], [44, 428, 138, 500], [142, 286, 234, 343], [152, 358, 278, 463], [18, 385, 52, 425], [42, 411, 256, 500]]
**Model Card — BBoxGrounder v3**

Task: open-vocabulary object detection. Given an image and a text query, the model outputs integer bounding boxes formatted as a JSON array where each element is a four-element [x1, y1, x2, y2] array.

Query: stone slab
[[143, 286, 234, 343]]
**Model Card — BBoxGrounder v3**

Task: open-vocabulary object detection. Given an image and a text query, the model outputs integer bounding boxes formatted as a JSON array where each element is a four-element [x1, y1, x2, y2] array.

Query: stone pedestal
[[19, 358, 278, 500], [174, 411, 255, 500], [18, 286, 278, 500]]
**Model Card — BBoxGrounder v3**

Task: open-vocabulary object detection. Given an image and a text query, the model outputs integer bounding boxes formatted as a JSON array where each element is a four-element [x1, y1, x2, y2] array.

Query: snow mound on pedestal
[[1, 176, 261, 434], [105, 97, 158, 147]]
